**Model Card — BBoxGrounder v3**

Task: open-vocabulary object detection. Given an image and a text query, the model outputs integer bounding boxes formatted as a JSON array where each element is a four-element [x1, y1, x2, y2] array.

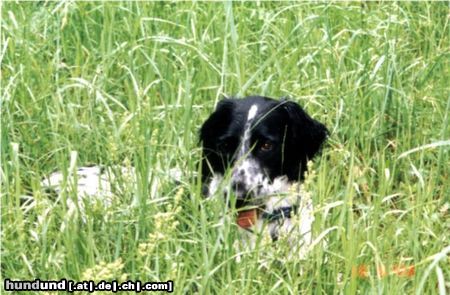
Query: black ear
[[199, 99, 235, 183], [282, 100, 328, 179], [283, 101, 328, 158], [200, 99, 234, 144]]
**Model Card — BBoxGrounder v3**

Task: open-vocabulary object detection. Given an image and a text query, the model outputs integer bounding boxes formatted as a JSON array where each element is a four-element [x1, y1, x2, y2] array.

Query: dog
[[37, 95, 327, 258], [200, 96, 328, 258]]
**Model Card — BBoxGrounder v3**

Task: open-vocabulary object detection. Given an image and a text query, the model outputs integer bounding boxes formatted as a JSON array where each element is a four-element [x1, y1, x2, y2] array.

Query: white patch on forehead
[[247, 104, 258, 121], [238, 104, 258, 159]]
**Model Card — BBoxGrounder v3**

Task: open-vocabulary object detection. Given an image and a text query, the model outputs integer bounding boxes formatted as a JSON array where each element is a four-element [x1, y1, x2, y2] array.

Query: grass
[[1, 1, 449, 294]]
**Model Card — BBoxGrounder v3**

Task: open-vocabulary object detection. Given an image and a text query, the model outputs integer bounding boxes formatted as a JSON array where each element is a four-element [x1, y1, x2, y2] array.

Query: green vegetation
[[1, 2, 449, 294]]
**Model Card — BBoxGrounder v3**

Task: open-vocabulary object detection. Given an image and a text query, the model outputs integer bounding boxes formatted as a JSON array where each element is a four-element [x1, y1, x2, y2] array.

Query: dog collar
[[261, 205, 298, 222], [236, 205, 298, 230]]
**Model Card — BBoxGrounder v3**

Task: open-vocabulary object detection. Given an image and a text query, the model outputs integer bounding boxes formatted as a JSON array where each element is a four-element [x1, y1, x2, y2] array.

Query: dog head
[[200, 96, 328, 206]]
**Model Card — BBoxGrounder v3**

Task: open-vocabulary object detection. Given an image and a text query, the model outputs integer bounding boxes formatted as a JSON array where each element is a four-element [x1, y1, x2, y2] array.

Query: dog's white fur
[[207, 173, 314, 260]]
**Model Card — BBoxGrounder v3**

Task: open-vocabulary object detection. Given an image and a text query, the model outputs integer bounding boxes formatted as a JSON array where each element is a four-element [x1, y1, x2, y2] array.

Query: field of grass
[[1, 1, 449, 294]]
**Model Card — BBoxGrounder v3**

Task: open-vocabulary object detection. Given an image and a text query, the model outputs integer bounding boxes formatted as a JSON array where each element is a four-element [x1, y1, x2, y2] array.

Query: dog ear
[[282, 100, 328, 160], [199, 99, 235, 185], [200, 99, 234, 143]]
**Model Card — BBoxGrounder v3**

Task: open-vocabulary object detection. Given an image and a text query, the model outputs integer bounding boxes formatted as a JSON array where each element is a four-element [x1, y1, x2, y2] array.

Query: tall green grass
[[1, 1, 449, 294]]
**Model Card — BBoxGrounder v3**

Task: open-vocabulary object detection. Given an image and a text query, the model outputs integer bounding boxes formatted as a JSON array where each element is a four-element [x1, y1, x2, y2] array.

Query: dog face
[[200, 96, 327, 206]]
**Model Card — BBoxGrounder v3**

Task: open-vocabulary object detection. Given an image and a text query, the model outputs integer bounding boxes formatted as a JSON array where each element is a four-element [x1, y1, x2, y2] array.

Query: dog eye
[[260, 142, 273, 151]]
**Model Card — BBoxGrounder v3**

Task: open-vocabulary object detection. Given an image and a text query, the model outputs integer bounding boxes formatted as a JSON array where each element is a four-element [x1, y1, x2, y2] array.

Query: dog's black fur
[[200, 96, 328, 199]]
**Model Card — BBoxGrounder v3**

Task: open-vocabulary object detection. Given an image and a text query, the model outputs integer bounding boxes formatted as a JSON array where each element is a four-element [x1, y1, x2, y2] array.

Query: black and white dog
[[38, 95, 327, 257], [200, 96, 328, 258]]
